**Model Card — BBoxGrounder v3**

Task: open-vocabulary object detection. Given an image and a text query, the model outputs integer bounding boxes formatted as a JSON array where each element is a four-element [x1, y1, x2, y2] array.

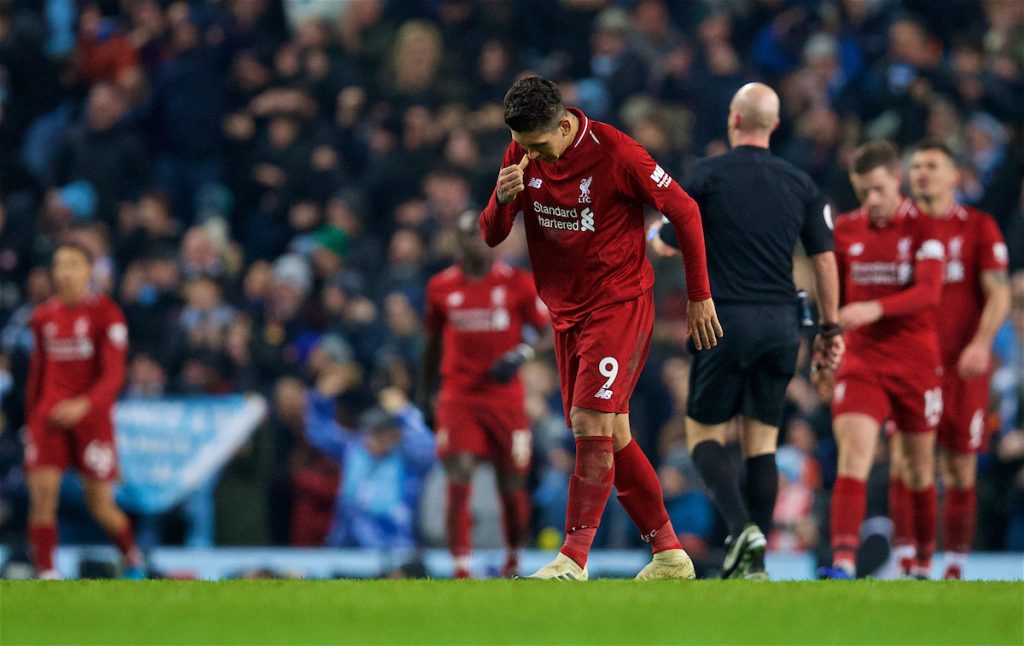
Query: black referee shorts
[[687, 302, 800, 428]]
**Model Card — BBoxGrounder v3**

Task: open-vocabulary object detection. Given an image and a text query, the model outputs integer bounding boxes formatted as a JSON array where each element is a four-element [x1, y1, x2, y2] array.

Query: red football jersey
[[27, 293, 128, 421], [480, 107, 710, 331], [918, 203, 1009, 367], [424, 262, 549, 403], [834, 198, 945, 371]]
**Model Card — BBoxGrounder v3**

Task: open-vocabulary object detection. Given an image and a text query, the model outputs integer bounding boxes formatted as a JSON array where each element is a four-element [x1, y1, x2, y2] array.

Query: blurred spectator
[[305, 367, 434, 548]]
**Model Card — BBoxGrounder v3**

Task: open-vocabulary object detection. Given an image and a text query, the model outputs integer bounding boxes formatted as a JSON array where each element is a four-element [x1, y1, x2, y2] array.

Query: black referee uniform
[[661, 145, 833, 427], [660, 144, 834, 578]]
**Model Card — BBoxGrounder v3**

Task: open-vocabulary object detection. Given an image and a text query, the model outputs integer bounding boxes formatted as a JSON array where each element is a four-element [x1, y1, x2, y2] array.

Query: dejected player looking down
[[480, 75, 722, 580]]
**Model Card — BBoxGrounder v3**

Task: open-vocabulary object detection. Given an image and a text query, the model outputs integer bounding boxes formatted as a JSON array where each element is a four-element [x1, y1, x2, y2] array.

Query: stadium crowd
[[0, 0, 1021, 570]]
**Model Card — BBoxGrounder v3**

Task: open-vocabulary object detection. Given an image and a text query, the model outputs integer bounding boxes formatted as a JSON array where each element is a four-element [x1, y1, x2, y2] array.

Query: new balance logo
[[529, 177, 543, 189], [650, 165, 672, 188], [595, 388, 613, 400]]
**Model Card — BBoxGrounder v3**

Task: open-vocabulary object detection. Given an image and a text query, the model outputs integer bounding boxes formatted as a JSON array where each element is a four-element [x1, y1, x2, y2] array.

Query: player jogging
[[816, 140, 945, 579], [25, 242, 142, 579], [480, 75, 722, 580], [898, 139, 1010, 579], [421, 212, 551, 578]]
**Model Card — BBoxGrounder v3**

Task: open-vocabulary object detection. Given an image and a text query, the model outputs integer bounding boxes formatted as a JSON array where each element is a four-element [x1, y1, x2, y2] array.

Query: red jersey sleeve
[[876, 237, 945, 317], [423, 277, 445, 337], [517, 272, 549, 329], [611, 131, 711, 301], [977, 214, 1009, 273], [85, 300, 128, 412], [480, 143, 524, 248], [26, 310, 44, 416]]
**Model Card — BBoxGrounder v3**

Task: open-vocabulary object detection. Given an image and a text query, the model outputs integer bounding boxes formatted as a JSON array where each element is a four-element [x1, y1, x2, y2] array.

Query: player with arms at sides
[[420, 211, 551, 579], [896, 140, 1010, 579], [815, 141, 946, 579], [25, 242, 142, 579], [480, 75, 722, 580]]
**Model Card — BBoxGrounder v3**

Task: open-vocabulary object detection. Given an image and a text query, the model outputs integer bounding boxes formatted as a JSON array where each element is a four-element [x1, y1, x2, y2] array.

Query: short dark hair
[[911, 138, 957, 165], [53, 241, 94, 265], [503, 76, 564, 133], [849, 140, 901, 175]]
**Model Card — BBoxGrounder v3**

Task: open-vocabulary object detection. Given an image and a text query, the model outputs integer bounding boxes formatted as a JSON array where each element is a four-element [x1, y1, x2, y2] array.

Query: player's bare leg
[[687, 418, 765, 579], [443, 454, 477, 579], [899, 432, 937, 579], [611, 416, 694, 580], [887, 433, 915, 576], [496, 469, 529, 578], [939, 448, 977, 580], [83, 478, 144, 578], [822, 413, 877, 578], [527, 407, 616, 580], [26, 467, 62, 579]]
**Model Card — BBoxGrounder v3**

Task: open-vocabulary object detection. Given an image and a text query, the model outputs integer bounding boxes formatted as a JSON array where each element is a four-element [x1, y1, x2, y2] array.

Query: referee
[[654, 83, 843, 579]]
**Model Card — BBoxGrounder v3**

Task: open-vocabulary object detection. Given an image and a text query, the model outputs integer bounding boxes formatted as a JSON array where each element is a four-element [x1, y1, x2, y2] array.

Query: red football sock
[[830, 476, 866, 568], [446, 482, 472, 562], [912, 485, 937, 571], [944, 486, 976, 555], [560, 436, 614, 568], [614, 439, 680, 553], [888, 477, 914, 549], [500, 491, 530, 552], [29, 523, 58, 574]]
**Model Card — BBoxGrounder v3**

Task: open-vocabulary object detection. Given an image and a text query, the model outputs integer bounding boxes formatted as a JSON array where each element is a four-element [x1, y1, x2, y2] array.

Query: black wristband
[[819, 323, 841, 338]]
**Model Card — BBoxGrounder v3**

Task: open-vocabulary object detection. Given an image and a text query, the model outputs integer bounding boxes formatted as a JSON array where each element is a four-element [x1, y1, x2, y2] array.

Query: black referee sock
[[744, 453, 778, 536], [690, 440, 750, 538]]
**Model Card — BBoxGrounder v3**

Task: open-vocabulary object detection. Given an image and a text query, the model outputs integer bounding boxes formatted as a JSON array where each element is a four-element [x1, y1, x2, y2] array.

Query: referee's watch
[[819, 323, 841, 338]]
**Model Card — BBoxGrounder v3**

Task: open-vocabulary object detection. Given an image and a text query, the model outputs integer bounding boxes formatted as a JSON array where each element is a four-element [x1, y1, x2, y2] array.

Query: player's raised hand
[[496, 155, 530, 205], [687, 298, 724, 351], [957, 339, 991, 379]]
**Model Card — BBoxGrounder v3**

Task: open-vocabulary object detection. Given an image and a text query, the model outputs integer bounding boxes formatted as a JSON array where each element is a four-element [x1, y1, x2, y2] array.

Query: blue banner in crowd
[[114, 396, 267, 514]]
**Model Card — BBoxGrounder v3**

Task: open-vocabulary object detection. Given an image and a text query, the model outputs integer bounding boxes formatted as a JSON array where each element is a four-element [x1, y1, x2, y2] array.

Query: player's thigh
[[552, 327, 581, 428], [833, 413, 882, 479], [831, 370, 890, 431], [572, 293, 653, 416], [435, 399, 489, 466], [71, 416, 120, 482], [885, 369, 942, 437], [480, 405, 533, 474], [937, 373, 989, 455], [741, 338, 799, 435]]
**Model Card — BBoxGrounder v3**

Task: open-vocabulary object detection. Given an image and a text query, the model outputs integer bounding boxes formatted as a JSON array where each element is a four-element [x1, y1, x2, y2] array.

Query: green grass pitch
[[1, 580, 1021, 645]]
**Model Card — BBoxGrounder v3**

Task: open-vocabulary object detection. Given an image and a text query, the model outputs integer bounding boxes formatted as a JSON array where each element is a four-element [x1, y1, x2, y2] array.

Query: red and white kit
[[925, 203, 1008, 453], [831, 198, 945, 433], [26, 294, 128, 480], [424, 262, 548, 472], [480, 107, 710, 423]]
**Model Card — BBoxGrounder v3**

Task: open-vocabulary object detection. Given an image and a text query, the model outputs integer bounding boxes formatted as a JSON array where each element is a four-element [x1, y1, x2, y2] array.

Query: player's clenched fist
[[496, 155, 530, 205]]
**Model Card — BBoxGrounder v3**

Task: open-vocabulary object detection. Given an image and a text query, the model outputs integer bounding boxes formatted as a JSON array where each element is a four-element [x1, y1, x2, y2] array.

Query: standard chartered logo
[[533, 201, 596, 233]]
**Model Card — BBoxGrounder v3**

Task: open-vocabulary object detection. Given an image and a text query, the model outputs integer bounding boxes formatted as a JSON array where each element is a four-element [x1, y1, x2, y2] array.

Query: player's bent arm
[[303, 391, 353, 460], [84, 313, 128, 414], [810, 251, 840, 326], [395, 404, 435, 471], [875, 257, 944, 317], [25, 322, 43, 417], [479, 193, 519, 247], [418, 332, 442, 408], [972, 269, 1011, 346]]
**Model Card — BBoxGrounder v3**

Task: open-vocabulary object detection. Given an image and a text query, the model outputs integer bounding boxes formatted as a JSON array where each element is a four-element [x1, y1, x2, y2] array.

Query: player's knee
[[27, 488, 59, 522], [905, 459, 935, 489], [497, 471, 527, 494], [570, 413, 613, 438], [444, 455, 476, 483]]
